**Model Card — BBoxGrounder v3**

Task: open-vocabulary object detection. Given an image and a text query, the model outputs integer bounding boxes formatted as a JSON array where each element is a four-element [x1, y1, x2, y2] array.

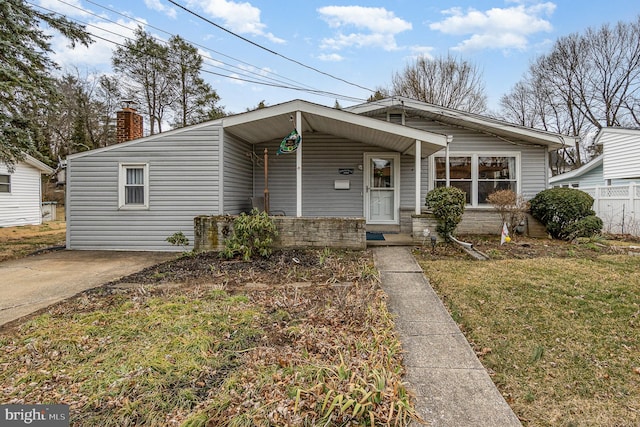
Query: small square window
[[119, 164, 148, 209], [0, 174, 10, 193]]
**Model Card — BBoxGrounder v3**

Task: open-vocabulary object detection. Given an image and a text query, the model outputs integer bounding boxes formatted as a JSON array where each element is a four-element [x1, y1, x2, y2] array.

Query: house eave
[[549, 154, 603, 183], [347, 97, 572, 151]]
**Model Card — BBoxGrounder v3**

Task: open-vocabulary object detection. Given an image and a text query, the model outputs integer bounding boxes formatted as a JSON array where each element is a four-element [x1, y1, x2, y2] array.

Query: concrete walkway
[[372, 246, 522, 426], [0, 250, 175, 327]]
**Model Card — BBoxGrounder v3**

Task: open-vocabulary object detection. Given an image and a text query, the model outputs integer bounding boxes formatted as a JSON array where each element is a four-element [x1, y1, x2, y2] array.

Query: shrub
[[166, 231, 189, 251], [221, 208, 278, 261], [529, 188, 598, 239], [564, 215, 603, 239], [487, 189, 530, 237], [425, 186, 466, 240]]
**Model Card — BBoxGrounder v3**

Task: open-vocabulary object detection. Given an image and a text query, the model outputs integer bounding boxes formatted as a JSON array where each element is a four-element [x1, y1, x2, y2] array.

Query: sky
[[38, 0, 640, 116]]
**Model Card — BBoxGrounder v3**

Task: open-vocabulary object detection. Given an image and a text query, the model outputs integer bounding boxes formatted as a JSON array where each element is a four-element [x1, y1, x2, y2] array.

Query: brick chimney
[[116, 107, 143, 143]]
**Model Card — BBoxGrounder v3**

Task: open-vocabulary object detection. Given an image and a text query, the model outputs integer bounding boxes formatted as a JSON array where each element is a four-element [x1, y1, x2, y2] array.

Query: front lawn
[[414, 238, 640, 426], [0, 250, 419, 426]]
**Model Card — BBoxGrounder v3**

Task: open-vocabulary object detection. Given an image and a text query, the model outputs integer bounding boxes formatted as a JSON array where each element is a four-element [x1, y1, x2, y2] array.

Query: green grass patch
[[1, 291, 262, 426], [415, 253, 640, 426]]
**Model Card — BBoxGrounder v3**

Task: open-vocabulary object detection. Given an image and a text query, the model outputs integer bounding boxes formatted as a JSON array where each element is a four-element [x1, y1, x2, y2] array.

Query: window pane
[[435, 180, 471, 204], [125, 187, 144, 204], [478, 181, 516, 204], [478, 157, 515, 180], [436, 156, 472, 179], [372, 158, 392, 188], [126, 168, 144, 185], [0, 174, 9, 193]]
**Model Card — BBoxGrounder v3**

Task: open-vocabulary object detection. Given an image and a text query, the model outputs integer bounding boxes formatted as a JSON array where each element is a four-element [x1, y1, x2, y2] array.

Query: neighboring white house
[[550, 127, 640, 235], [0, 154, 54, 227], [66, 97, 573, 251], [550, 127, 640, 188]]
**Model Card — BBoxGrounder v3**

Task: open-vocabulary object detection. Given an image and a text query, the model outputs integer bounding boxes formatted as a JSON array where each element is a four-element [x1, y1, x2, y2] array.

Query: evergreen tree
[[167, 35, 224, 127], [0, 0, 91, 168]]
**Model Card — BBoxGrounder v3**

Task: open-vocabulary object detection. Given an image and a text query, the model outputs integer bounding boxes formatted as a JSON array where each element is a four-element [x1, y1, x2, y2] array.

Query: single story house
[[66, 97, 573, 251], [550, 127, 640, 188], [0, 154, 54, 227]]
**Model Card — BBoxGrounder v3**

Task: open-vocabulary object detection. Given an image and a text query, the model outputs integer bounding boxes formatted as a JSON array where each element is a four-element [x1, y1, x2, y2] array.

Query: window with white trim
[[119, 163, 149, 209], [433, 153, 520, 206], [0, 174, 10, 193]]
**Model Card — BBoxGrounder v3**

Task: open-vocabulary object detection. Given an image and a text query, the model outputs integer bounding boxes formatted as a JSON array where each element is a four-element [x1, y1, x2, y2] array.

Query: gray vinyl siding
[[362, 113, 549, 204], [223, 133, 253, 214], [67, 124, 221, 251], [254, 134, 384, 217], [552, 163, 605, 187]]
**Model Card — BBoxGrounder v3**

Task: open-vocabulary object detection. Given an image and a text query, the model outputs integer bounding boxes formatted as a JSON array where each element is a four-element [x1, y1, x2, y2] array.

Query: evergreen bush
[[221, 208, 278, 261], [529, 188, 600, 239], [425, 186, 466, 240], [564, 215, 603, 239]]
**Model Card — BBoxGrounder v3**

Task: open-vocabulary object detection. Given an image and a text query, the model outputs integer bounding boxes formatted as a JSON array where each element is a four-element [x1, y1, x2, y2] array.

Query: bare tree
[[500, 16, 640, 166], [392, 55, 487, 113]]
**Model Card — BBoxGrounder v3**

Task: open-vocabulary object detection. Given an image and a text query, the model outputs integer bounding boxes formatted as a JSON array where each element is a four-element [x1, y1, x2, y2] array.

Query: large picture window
[[433, 153, 519, 206], [119, 163, 149, 209], [0, 174, 10, 193]]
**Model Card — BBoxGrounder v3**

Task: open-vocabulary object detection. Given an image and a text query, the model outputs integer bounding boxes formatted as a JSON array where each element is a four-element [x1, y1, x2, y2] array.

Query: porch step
[[366, 224, 401, 233]]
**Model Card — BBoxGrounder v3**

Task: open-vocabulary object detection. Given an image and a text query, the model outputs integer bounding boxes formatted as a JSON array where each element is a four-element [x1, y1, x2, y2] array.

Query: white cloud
[[429, 2, 555, 52], [317, 53, 344, 62], [318, 6, 411, 51], [36, 0, 91, 18], [50, 19, 141, 69], [188, 0, 284, 43], [409, 45, 435, 59], [143, 0, 177, 19]]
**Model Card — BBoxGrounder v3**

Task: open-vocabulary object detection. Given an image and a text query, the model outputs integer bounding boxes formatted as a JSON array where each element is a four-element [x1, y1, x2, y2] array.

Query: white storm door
[[365, 153, 400, 224]]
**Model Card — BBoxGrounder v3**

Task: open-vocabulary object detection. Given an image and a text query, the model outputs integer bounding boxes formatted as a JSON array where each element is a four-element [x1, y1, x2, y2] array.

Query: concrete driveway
[[0, 250, 175, 327]]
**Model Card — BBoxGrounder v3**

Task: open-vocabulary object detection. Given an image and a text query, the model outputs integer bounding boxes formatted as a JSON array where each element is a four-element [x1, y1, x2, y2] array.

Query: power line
[[166, 0, 376, 93], [81, 0, 318, 92], [53, 0, 318, 92], [29, 2, 367, 103]]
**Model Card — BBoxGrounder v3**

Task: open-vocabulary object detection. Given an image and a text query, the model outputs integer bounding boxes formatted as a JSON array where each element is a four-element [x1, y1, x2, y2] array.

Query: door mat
[[366, 232, 385, 241]]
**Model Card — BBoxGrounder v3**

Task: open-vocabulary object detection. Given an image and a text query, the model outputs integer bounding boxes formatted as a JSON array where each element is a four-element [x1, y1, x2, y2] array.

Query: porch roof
[[220, 99, 448, 157]]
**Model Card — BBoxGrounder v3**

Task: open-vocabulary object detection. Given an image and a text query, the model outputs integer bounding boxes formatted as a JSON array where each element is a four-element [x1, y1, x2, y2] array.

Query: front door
[[364, 153, 400, 224]]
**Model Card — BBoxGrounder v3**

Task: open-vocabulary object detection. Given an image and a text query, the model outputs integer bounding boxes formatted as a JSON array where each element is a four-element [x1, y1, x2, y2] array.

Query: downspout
[[445, 135, 453, 187]]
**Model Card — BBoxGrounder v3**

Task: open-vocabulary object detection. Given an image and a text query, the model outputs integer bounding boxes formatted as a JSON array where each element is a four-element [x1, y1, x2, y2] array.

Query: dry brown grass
[[0, 219, 66, 262]]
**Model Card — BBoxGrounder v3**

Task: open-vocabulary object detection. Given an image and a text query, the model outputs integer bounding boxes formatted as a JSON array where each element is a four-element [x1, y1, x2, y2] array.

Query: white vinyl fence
[[580, 183, 640, 236]]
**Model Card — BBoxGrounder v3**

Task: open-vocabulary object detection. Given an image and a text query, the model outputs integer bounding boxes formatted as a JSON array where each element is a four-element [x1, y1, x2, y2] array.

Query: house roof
[[69, 99, 449, 160], [346, 97, 574, 151], [218, 99, 448, 157], [549, 154, 603, 184], [593, 126, 640, 145], [23, 154, 54, 174]]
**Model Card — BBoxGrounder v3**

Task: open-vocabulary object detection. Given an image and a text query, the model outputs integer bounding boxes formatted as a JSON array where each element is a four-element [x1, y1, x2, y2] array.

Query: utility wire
[[30, 2, 367, 103], [166, 0, 376, 93], [54, 0, 318, 92], [81, 0, 318, 92]]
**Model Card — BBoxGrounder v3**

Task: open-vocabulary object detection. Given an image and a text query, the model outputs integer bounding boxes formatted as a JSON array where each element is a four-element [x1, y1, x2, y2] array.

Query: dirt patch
[[107, 249, 367, 289], [415, 234, 633, 261]]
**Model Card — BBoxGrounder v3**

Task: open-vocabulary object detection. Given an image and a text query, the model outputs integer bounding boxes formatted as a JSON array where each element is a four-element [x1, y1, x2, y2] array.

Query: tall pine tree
[[0, 0, 91, 168]]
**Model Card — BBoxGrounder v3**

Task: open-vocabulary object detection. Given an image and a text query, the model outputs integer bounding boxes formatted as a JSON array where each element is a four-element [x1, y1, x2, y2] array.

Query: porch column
[[296, 110, 302, 217], [415, 140, 421, 215]]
